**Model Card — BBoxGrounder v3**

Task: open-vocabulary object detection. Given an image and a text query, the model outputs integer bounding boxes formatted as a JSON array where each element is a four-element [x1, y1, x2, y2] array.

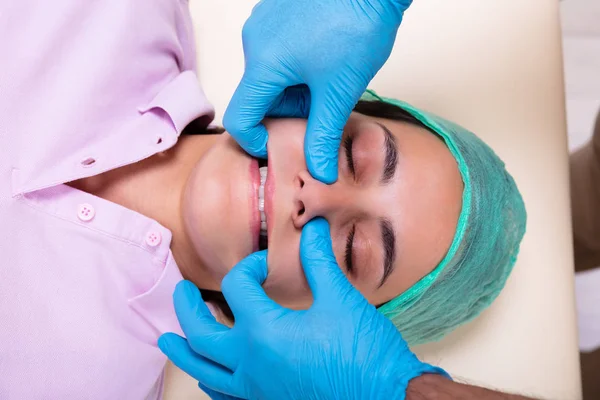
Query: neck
[[68, 134, 220, 289]]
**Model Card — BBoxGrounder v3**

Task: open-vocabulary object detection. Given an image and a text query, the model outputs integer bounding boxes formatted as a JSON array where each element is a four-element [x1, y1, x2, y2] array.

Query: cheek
[[263, 118, 306, 154], [263, 231, 313, 309]]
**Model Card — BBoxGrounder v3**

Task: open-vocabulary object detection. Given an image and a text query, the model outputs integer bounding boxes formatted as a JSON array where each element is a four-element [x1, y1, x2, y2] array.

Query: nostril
[[296, 175, 305, 189], [293, 200, 308, 229]]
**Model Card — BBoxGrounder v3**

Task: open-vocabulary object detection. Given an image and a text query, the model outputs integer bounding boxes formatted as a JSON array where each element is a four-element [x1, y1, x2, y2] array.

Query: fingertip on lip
[[255, 147, 268, 159], [250, 126, 269, 159]]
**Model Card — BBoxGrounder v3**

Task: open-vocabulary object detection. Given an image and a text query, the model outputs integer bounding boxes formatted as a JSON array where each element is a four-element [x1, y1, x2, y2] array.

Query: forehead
[[360, 113, 463, 303]]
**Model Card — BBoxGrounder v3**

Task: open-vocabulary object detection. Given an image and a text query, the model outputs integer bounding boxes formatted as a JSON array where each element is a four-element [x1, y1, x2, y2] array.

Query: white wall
[[561, 0, 600, 151]]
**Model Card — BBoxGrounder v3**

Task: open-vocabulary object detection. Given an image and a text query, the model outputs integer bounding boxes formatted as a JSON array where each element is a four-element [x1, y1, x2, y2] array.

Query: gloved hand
[[223, 0, 413, 184], [159, 218, 449, 400]]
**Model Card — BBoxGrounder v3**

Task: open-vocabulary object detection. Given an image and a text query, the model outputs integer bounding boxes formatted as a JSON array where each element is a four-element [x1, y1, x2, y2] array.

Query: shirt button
[[77, 203, 95, 222], [145, 231, 162, 247]]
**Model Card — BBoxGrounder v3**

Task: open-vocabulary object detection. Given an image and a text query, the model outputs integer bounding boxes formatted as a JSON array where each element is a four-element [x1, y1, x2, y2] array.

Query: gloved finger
[[304, 85, 365, 184], [158, 333, 241, 398], [300, 218, 357, 306], [266, 84, 311, 118], [221, 250, 280, 321], [198, 382, 245, 400], [172, 280, 236, 370], [223, 71, 290, 158]]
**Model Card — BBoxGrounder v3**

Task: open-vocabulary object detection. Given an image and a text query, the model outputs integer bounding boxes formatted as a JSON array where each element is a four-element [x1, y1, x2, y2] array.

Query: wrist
[[375, 360, 450, 400], [406, 373, 533, 400], [406, 374, 452, 398]]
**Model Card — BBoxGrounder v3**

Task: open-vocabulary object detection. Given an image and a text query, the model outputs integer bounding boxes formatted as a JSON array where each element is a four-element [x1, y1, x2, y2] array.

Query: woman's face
[[182, 112, 463, 308]]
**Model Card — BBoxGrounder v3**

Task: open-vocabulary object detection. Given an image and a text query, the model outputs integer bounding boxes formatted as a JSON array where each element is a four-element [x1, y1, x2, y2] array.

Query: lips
[[249, 153, 275, 251], [263, 151, 275, 240]]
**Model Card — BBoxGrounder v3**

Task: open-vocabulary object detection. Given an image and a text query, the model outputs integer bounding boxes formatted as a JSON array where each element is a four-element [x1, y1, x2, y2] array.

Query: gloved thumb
[[304, 84, 365, 184], [266, 85, 311, 118], [221, 250, 281, 320], [224, 70, 288, 158], [300, 218, 357, 306]]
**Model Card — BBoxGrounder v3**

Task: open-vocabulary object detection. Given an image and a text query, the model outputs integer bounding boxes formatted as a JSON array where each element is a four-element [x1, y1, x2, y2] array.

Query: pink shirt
[[0, 1, 214, 398]]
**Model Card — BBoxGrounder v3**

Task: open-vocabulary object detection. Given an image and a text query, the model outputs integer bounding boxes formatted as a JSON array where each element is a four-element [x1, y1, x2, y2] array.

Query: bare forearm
[[407, 374, 535, 400]]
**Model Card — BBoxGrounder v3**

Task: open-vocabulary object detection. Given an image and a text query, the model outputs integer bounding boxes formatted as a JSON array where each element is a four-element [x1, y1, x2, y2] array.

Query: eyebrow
[[378, 218, 396, 288], [377, 122, 398, 184]]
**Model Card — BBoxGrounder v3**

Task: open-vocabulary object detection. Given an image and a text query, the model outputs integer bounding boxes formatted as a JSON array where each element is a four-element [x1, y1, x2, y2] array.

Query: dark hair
[[199, 289, 234, 321], [184, 99, 431, 322], [353, 100, 423, 125]]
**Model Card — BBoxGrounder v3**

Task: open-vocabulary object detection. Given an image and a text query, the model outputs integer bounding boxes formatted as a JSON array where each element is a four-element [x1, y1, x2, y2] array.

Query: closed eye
[[345, 224, 355, 274], [343, 135, 355, 176]]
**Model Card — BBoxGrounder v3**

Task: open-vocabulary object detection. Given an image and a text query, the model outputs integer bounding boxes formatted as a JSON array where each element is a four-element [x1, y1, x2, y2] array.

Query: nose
[[292, 170, 345, 229]]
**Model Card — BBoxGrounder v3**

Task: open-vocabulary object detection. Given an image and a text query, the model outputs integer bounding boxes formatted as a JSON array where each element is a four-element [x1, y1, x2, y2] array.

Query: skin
[[407, 374, 534, 400], [68, 112, 462, 309]]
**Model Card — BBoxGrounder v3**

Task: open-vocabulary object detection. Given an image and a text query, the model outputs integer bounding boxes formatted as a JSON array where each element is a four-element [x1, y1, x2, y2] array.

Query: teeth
[[258, 185, 264, 199], [258, 166, 268, 235]]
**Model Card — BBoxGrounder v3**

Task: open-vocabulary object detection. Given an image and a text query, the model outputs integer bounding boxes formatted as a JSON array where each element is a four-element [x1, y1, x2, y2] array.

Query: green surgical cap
[[362, 90, 527, 346]]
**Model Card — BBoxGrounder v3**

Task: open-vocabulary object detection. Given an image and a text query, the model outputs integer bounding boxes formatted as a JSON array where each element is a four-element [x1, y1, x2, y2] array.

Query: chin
[[181, 137, 255, 281]]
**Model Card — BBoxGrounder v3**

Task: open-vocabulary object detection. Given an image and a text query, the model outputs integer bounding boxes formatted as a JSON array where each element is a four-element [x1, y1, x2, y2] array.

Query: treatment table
[[164, 1, 582, 398]]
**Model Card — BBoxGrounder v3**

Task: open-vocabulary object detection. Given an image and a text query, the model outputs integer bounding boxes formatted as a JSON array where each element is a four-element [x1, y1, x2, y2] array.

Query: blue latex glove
[[223, 0, 412, 183], [159, 218, 449, 400]]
